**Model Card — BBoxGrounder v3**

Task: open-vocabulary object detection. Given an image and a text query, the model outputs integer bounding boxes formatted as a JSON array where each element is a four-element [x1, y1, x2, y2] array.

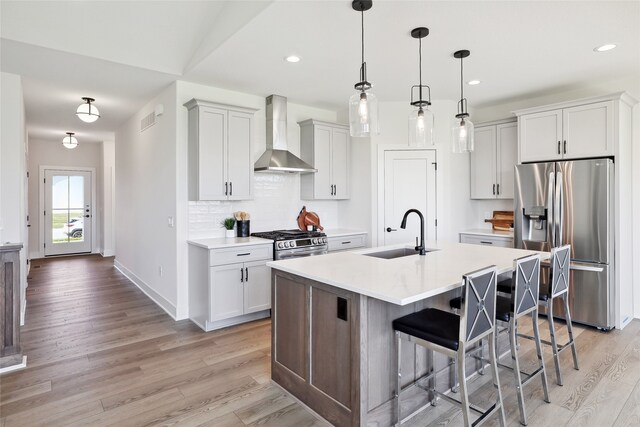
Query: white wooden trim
[[476, 118, 517, 127], [512, 91, 637, 117], [114, 260, 181, 320], [38, 166, 98, 258], [0, 356, 27, 375]]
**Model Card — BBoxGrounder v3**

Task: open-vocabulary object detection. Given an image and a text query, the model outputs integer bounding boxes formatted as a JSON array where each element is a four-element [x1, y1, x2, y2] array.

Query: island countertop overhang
[[267, 241, 547, 306]]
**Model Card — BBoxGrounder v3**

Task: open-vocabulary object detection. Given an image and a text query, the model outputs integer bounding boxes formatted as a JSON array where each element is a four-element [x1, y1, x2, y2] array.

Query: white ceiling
[[1, 1, 639, 144]]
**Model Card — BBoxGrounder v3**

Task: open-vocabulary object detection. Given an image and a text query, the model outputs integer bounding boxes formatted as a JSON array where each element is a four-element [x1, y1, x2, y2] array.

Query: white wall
[[27, 138, 102, 258], [338, 100, 510, 247], [474, 79, 640, 321], [101, 140, 115, 257], [115, 82, 180, 319], [1, 72, 28, 323]]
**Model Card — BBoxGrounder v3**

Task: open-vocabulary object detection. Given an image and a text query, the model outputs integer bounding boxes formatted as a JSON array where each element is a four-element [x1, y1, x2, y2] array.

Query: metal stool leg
[[449, 357, 458, 393], [563, 294, 580, 371], [457, 344, 472, 426], [547, 299, 563, 386], [429, 350, 437, 406], [509, 318, 527, 425], [532, 309, 550, 403], [395, 331, 402, 426], [477, 339, 485, 375], [489, 331, 507, 427]]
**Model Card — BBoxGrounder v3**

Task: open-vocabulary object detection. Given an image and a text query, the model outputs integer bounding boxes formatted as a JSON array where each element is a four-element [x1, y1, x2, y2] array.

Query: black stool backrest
[[460, 266, 497, 346], [512, 254, 541, 317], [550, 245, 570, 297]]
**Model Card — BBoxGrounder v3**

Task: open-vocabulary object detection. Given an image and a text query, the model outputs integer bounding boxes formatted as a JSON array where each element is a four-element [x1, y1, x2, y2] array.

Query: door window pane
[[51, 175, 85, 243]]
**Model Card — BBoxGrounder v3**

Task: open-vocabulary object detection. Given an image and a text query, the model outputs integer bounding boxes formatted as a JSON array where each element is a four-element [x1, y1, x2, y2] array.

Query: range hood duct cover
[[254, 95, 317, 173]]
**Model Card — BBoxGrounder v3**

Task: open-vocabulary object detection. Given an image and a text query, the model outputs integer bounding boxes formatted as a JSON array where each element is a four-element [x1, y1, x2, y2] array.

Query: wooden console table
[[0, 243, 25, 373]]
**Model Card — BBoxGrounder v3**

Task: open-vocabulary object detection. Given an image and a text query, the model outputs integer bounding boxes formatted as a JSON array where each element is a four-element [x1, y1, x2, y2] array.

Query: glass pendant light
[[62, 132, 78, 149], [349, 0, 379, 137], [76, 97, 100, 123], [452, 50, 474, 153], [408, 27, 434, 147]]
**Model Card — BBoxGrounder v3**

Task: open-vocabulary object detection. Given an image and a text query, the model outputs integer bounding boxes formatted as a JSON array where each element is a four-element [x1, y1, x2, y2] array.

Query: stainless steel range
[[251, 229, 328, 260]]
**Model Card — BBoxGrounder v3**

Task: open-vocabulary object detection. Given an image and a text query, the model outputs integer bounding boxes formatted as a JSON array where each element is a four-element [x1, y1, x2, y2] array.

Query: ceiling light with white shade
[[408, 27, 434, 147], [594, 44, 617, 52], [452, 50, 474, 153], [62, 132, 78, 149], [285, 55, 301, 63], [467, 80, 481, 85], [76, 97, 100, 123], [349, 0, 379, 137]]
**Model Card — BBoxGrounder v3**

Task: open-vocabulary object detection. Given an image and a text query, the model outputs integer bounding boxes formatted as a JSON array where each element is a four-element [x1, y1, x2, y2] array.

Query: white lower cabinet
[[326, 232, 367, 252], [189, 242, 273, 331], [459, 231, 513, 248]]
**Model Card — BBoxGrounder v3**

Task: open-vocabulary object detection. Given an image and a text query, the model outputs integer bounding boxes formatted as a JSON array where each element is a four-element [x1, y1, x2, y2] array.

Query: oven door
[[275, 245, 328, 260]]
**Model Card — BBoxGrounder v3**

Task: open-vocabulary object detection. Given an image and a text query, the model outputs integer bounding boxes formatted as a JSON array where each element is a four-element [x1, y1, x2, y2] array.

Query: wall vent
[[140, 112, 156, 132]]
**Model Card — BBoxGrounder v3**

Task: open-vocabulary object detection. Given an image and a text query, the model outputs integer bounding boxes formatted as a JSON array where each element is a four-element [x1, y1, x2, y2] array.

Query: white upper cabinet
[[470, 121, 517, 199], [517, 99, 614, 163], [185, 99, 257, 201], [299, 119, 351, 200]]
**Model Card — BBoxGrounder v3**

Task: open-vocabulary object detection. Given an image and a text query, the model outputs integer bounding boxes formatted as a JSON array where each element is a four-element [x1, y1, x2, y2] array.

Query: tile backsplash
[[188, 173, 339, 239]]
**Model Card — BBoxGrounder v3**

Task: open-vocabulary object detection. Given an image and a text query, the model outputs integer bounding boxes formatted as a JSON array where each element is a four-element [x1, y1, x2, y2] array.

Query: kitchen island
[[267, 241, 544, 427]]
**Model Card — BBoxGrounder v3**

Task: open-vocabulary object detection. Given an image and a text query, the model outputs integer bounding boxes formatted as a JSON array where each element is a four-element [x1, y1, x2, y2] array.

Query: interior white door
[[383, 150, 437, 246], [44, 169, 92, 256]]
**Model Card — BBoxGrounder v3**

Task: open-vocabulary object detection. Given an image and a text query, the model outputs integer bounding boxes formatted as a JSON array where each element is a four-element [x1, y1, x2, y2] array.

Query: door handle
[[225, 182, 228, 196], [557, 141, 561, 155], [240, 268, 244, 283], [563, 140, 567, 154], [334, 184, 337, 196], [245, 267, 248, 281], [230, 182, 233, 196], [493, 184, 496, 195], [497, 184, 500, 195], [85, 215, 90, 218], [386, 227, 397, 232]]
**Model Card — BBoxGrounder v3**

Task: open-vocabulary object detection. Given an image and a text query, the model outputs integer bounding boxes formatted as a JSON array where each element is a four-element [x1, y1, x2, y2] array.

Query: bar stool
[[393, 266, 506, 427], [494, 254, 550, 425], [496, 245, 579, 386]]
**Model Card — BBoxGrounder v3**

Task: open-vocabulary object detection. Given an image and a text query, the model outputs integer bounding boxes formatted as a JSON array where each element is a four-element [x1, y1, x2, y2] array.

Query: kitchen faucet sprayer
[[400, 209, 426, 255]]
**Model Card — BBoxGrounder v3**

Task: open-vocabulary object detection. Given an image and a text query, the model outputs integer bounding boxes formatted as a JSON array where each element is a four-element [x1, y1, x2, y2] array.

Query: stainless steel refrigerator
[[514, 158, 614, 330]]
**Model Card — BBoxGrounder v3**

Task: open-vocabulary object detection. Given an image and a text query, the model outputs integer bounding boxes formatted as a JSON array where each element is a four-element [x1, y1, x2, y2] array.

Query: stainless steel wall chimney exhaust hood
[[254, 95, 317, 173]]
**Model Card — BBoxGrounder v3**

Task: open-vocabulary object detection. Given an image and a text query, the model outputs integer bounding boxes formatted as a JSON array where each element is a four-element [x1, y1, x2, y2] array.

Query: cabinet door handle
[[240, 268, 244, 282], [230, 182, 233, 196], [557, 141, 561, 155], [225, 182, 228, 196], [341, 241, 352, 245], [245, 267, 248, 281], [237, 252, 250, 256], [563, 140, 567, 154], [480, 241, 493, 245], [497, 184, 500, 195], [334, 184, 337, 196], [493, 184, 496, 195]]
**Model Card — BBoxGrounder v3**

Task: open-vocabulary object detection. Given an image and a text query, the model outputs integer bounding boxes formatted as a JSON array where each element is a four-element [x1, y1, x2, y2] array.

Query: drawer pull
[[480, 241, 493, 245], [237, 253, 250, 256], [341, 241, 352, 245]]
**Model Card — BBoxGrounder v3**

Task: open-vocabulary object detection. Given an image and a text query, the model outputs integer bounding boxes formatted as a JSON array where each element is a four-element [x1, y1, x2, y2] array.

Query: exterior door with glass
[[44, 169, 92, 255]]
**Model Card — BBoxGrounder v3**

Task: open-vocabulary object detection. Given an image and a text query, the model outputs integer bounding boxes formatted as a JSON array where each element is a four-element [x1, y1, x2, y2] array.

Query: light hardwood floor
[[1, 255, 638, 426]]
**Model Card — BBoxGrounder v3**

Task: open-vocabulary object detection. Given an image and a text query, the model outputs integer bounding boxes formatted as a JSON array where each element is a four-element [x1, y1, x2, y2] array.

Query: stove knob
[[290, 241, 296, 248], [322, 237, 327, 244], [312, 238, 317, 244], [284, 241, 290, 248], [277, 242, 284, 249]]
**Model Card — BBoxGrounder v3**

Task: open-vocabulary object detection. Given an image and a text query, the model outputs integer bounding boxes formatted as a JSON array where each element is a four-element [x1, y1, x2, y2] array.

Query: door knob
[[386, 227, 397, 232]]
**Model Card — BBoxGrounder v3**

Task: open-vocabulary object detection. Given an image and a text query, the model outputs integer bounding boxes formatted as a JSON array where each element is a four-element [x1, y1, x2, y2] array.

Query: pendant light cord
[[460, 56, 464, 102], [418, 36, 423, 103], [361, 9, 365, 67]]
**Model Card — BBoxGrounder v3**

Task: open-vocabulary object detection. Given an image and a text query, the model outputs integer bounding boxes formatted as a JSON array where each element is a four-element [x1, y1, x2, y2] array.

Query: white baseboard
[[101, 250, 115, 257], [114, 260, 177, 320], [0, 356, 27, 375]]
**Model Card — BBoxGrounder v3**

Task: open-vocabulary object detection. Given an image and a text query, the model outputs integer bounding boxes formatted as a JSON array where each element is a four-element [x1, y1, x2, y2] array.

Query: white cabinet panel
[[210, 263, 244, 321], [470, 122, 516, 200], [459, 233, 513, 248], [470, 126, 497, 199], [563, 101, 614, 159], [299, 120, 351, 200], [327, 234, 366, 252], [185, 99, 256, 201], [243, 261, 271, 314], [519, 110, 562, 163], [497, 123, 517, 199]]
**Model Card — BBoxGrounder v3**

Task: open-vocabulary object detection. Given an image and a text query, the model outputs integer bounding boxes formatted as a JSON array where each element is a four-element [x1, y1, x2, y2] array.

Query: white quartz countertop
[[187, 236, 273, 249], [459, 228, 514, 238], [267, 241, 546, 306], [323, 229, 368, 238]]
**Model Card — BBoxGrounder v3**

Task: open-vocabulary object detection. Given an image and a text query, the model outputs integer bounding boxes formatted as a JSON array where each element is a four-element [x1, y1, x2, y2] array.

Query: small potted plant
[[221, 217, 236, 238]]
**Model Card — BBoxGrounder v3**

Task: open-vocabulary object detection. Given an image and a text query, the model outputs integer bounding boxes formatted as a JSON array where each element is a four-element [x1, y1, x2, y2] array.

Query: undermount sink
[[363, 247, 424, 259]]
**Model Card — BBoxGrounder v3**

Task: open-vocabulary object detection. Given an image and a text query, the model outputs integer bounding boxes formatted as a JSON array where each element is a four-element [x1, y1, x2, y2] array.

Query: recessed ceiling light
[[594, 44, 617, 52], [285, 55, 301, 63], [467, 80, 481, 86]]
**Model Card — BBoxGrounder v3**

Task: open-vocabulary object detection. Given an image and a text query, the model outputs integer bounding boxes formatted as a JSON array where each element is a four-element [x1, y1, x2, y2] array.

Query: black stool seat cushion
[[497, 278, 512, 293], [450, 296, 511, 322], [393, 308, 460, 351]]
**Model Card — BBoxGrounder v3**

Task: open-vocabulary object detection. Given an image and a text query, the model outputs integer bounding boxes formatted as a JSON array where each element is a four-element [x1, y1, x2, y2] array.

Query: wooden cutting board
[[484, 210, 514, 231]]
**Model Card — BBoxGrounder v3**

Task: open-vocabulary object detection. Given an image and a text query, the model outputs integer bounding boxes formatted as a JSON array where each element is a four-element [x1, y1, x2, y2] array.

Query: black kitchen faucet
[[400, 209, 426, 255]]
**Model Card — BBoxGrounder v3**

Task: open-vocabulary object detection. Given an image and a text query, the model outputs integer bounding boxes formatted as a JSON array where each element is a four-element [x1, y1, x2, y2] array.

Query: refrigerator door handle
[[547, 171, 555, 247], [555, 170, 563, 248]]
